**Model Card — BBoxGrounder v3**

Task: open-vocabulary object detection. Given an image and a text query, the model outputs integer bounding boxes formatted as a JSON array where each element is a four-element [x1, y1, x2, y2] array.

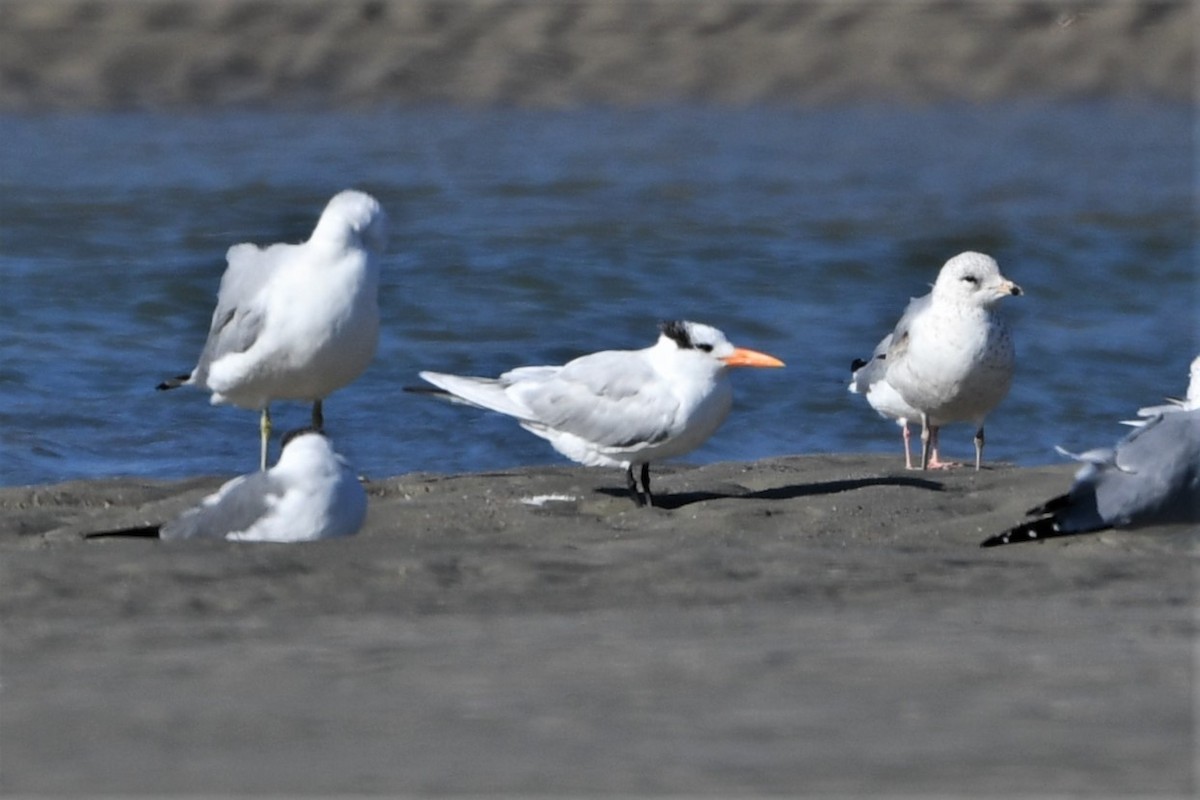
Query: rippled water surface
[[0, 104, 1194, 486]]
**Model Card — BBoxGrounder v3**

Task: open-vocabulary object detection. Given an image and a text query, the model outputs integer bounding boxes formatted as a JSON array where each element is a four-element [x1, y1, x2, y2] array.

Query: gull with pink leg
[[882, 252, 1023, 471]]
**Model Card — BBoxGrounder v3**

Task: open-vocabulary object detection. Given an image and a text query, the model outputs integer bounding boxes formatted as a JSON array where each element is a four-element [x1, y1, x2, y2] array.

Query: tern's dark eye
[[696, 343, 714, 353]]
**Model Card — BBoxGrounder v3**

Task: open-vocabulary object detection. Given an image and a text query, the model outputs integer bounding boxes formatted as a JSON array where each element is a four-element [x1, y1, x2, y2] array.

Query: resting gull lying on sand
[[87, 429, 366, 542], [981, 409, 1200, 547]]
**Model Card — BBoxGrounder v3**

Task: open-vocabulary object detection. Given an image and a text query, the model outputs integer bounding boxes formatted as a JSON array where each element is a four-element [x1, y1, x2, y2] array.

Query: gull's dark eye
[[696, 343, 714, 353], [962, 274, 980, 285]]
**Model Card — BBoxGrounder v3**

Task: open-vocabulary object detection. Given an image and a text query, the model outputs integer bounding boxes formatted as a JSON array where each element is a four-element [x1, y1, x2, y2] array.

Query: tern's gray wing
[[513, 351, 679, 449], [190, 242, 290, 385], [982, 410, 1200, 546], [160, 471, 284, 540], [884, 293, 931, 362]]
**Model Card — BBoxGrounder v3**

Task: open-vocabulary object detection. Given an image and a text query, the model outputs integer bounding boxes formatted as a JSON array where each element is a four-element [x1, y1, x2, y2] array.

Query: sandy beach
[[2, 455, 1195, 795]]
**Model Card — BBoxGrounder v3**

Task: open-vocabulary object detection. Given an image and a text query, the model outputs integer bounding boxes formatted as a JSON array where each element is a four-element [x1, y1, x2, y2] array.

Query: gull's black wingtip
[[980, 515, 1107, 548], [981, 512, 1063, 547], [980, 530, 1021, 548], [156, 374, 190, 391], [980, 518, 1055, 548]]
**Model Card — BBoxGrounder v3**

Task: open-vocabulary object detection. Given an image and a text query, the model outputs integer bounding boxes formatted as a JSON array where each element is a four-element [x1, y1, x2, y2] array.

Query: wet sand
[[1, 455, 1194, 795]]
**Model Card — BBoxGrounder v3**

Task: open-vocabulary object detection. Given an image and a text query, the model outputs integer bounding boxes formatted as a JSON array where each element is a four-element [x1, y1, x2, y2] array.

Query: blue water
[[0, 103, 1194, 486]]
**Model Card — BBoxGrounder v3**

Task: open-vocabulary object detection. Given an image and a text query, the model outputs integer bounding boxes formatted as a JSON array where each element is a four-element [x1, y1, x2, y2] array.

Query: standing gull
[[87, 430, 367, 542], [849, 327, 923, 469], [158, 190, 388, 470], [981, 409, 1200, 547], [410, 320, 784, 507], [884, 252, 1022, 470]]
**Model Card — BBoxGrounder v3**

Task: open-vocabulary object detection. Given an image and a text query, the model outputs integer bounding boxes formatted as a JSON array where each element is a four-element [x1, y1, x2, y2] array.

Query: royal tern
[[87, 429, 367, 542], [413, 320, 784, 506], [981, 409, 1200, 547], [158, 190, 387, 471], [883, 252, 1022, 470]]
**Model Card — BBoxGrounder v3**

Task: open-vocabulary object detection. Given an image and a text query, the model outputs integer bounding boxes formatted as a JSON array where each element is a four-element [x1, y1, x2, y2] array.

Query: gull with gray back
[[884, 252, 1022, 470], [158, 190, 388, 470], [982, 409, 1200, 546]]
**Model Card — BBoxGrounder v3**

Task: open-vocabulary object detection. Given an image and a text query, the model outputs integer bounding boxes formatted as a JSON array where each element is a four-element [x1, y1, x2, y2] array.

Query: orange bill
[[722, 347, 785, 368]]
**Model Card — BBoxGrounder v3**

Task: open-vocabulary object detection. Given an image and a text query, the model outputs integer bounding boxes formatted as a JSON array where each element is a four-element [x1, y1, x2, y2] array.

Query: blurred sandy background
[[0, 0, 1192, 110]]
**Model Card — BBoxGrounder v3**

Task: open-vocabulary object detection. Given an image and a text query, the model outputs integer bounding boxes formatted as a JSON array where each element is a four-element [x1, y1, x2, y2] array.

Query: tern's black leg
[[919, 413, 931, 471], [625, 465, 646, 507], [640, 463, 654, 508], [312, 399, 325, 431]]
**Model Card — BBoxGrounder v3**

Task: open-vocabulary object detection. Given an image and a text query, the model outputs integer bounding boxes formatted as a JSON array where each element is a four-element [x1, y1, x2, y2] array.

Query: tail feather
[[402, 385, 451, 398], [156, 374, 191, 391], [848, 358, 868, 394], [85, 526, 162, 539], [403, 383, 496, 410], [415, 371, 532, 420], [402, 384, 479, 408]]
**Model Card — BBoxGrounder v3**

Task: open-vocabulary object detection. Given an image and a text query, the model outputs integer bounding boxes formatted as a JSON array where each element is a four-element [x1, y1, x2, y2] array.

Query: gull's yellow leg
[[259, 406, 272, 471]]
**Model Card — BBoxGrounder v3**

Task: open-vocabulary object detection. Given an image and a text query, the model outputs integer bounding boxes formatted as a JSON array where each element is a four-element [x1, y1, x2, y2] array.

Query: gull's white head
[[311, 189, 388, 254], [657, 320, 785, 370], [275, 427, 340, 471], [932, 251, 1022, 307], [1186, 354, 1200, 403]]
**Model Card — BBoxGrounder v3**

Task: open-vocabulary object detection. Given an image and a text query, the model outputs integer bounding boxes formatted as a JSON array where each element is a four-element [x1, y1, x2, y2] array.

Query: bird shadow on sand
[[597, 475, 944, 510]]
